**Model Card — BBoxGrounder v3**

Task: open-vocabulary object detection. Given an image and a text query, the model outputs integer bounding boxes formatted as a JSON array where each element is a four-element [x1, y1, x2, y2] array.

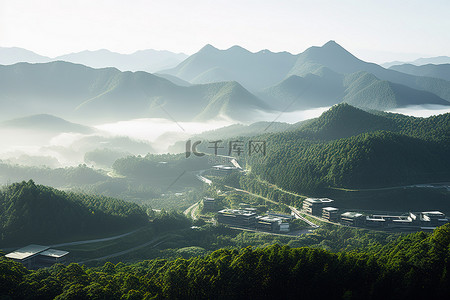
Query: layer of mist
[[1, 104, 449, 168], [388, 104, 450, 117]]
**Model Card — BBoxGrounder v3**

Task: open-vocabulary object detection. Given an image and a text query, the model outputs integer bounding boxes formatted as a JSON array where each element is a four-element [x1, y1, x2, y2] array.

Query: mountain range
[[0, 61, 269, 122], [160, 44, 298, 91], [0, 47, 187, 73], [261, 67, 448, 111], [1, 41, 449, 124], [160, 41, 450, 111], [0, 114, 93, 134], [382, 56, 450, 68], [389, 63, 450, 82]]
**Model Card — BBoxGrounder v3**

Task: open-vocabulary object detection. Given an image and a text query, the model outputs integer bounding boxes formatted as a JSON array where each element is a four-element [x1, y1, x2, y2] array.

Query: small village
[[207, 196, 449, 233]]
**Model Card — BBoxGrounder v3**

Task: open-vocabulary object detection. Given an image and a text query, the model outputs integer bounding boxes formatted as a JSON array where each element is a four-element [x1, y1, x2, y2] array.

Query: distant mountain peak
[[1, 113, 93, 134], [298, 40, 357, 63], [320, 40, 352, 54], [199, 44, 219, 53], [227, 45, 250, 53], [257, 49, 275, 55], [322, 40, 339, 47]]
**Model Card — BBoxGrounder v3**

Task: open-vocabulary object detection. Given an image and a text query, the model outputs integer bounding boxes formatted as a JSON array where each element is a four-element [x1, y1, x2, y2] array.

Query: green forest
[[1, 224, 449, 299], [0, 180, 148, 246], [1, 104, 450, 299], [245, 104, 450, 192]]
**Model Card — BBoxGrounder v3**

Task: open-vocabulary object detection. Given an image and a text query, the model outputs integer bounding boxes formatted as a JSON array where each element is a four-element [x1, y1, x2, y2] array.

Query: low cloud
[[255, 107, 331, 124], [388, 105, 450, 117]]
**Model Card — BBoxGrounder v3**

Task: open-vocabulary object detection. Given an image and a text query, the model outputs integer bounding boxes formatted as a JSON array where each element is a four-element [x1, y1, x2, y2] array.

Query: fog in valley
[[1, 104, 449, 170]]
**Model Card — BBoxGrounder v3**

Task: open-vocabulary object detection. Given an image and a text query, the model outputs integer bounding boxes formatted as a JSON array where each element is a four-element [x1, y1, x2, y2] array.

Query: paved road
[[289, 206, 320, 228], [77, 236, 168, 264], [328, 182, 450, 192], [256, 177, 308, 198], [228, 226, 312, 237], [2, 227, 147, 253], [196, 174, 212, 185], [50, 227, 145, 248], [224, 185, 279, 205], [184, 201, 200, 220]]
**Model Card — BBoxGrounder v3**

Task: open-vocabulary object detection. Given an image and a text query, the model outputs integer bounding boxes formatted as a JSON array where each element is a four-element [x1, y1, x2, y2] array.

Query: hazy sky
[[1, 0, 449, 63]]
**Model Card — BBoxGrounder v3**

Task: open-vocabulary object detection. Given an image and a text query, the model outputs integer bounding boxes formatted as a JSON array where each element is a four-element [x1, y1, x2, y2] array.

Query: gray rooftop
[[258, 216, 281, 222], [213, 165, 238, 170], [422, 211, 445, 216], [40, 249, 69, 258], [305, 198, 334, 204], [341, 212, 364, 218], [366, 217, 386, 222], [218, 208, 257, 216], [5, 244, 49, 260]]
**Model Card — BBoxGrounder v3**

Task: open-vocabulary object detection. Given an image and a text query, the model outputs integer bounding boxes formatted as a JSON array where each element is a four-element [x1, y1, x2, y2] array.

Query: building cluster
[[303, 198, 449, 230], [4, 244, 69, 269], [217, 208, 290, 233]]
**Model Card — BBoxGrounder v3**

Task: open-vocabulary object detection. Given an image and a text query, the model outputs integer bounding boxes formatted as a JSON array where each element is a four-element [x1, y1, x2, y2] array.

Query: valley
[[1, 34, 450, 298]]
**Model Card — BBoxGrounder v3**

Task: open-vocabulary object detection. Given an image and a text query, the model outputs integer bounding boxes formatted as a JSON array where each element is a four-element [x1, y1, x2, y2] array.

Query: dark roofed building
[[202, 197, 216, 211], [217, 208, 257, 228]]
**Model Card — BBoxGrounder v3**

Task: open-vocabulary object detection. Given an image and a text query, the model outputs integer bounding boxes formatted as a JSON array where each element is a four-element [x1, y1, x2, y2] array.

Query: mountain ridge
[[0, 46, 188, 73], [0, 61, 270, 123], [389, 63, 450, 81], [1, 114, 93, 134]]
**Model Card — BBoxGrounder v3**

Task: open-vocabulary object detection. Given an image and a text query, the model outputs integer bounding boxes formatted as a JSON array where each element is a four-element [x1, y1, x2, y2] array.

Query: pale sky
[[0, 0, 449, 63]]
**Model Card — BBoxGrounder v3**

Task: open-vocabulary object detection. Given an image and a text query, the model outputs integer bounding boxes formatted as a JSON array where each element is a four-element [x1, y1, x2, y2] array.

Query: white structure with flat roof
[[39, 249, 69, 265], [322, 207, 339, 221], [212, 165, 241, 176], [217, 208, 257, 228], [5, 244, 49, 260], [420, 211, 448, 227], [303, 198, 334, 216], [4, 244, 69, 268], [341, 212, 365, 227]]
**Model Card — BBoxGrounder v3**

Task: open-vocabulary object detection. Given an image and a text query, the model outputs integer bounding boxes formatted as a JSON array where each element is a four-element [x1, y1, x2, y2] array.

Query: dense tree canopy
[[245, 104, 450, 192], [1, 224, 449, 299], [0, 180, 148, 246]]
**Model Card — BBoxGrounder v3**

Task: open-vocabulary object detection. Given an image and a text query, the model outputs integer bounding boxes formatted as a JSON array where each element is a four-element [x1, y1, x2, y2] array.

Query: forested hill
[[251, 131, 450, 191], [244, 104, 450, 192], [290, 103, 450, 141], [0, 180, 148, 246], [1, 224, 450, 299]]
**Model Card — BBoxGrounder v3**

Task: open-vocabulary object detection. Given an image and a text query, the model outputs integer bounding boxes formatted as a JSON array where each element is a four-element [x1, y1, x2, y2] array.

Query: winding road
[[49, 227, 145, 248], [77, 235, 168, 264], [184, 201, 200, 220]]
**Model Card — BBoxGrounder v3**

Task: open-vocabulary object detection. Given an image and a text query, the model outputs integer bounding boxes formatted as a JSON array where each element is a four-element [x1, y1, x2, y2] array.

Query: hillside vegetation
[[0, 180, 148, 246], [242, 104, 450, 192], [1, 224, 450, 299]]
